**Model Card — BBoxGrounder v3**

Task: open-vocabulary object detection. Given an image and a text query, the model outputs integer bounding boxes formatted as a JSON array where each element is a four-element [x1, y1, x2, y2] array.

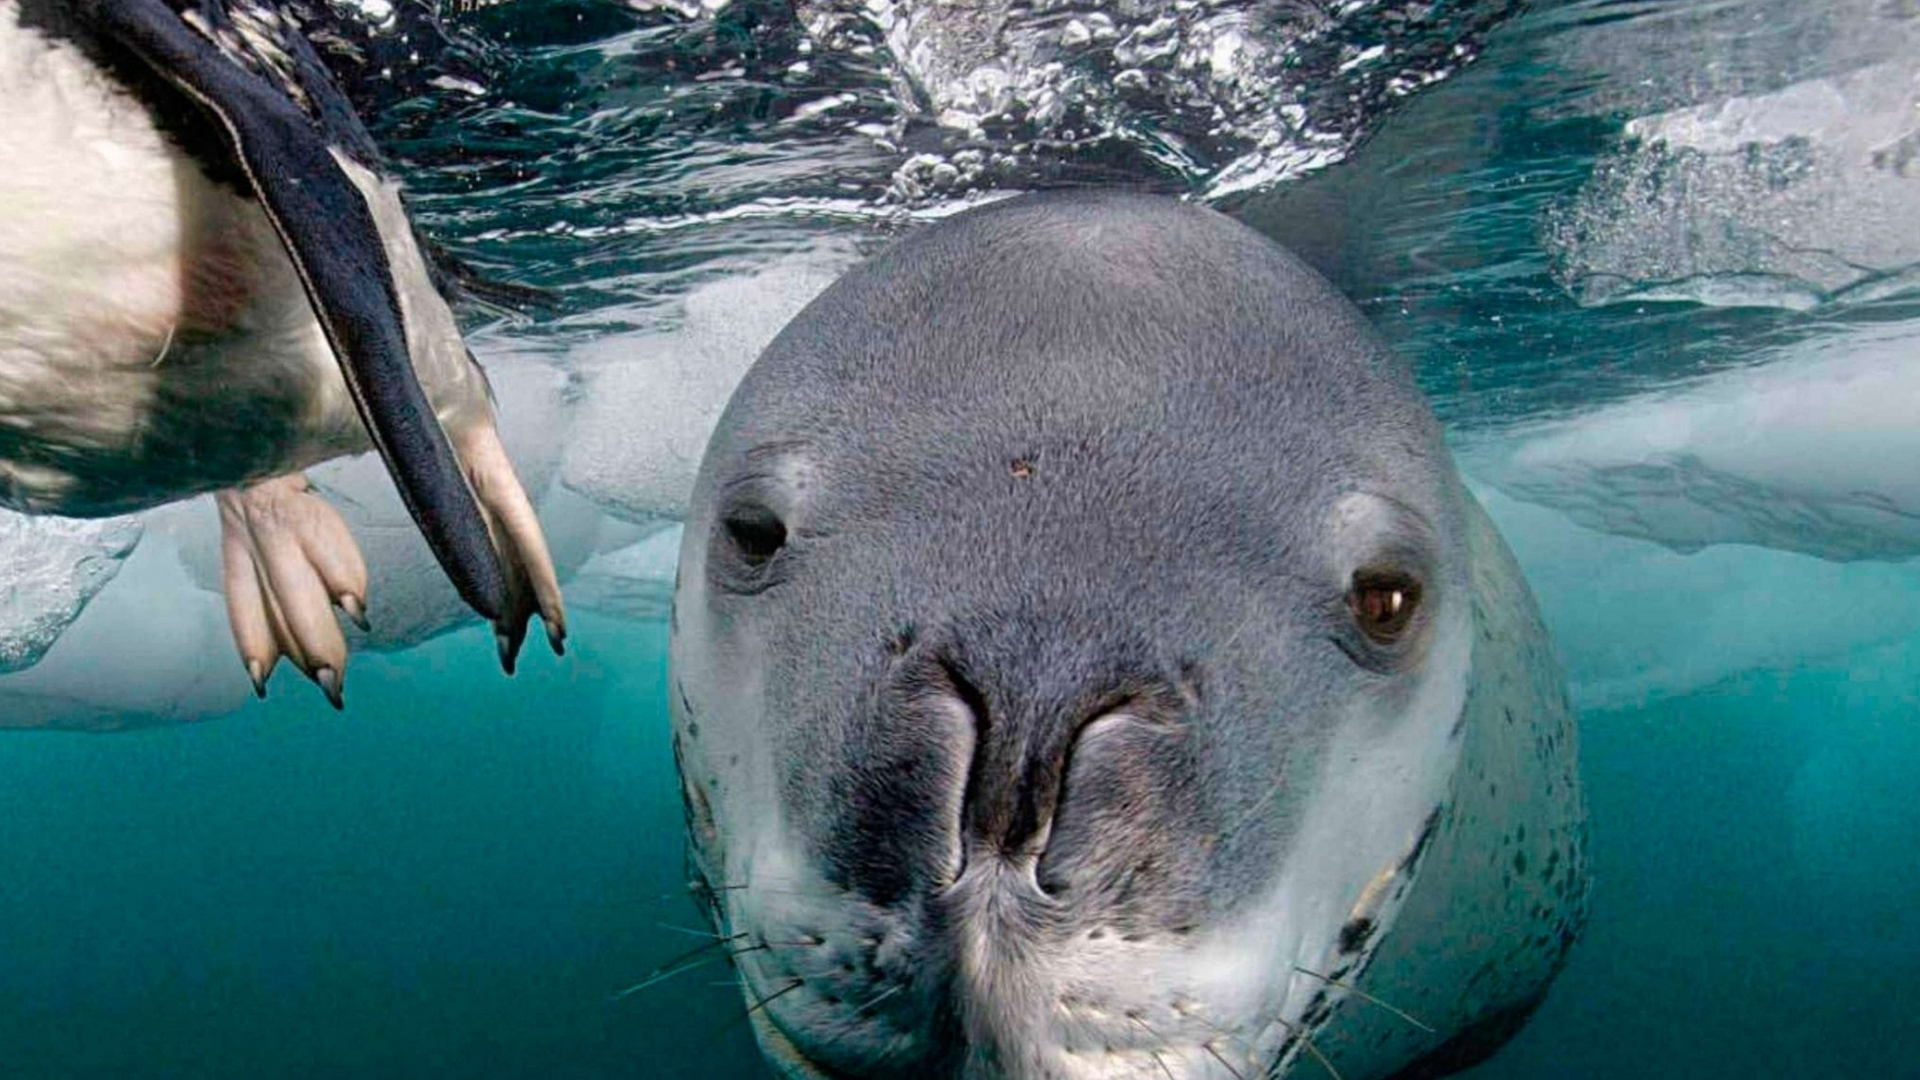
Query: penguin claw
[[339, 593, 370, 632], [496, 628, 522, 676], [217, 474, 366, 710], [314, 666, 345, 711], [456, 417, 567, 675]]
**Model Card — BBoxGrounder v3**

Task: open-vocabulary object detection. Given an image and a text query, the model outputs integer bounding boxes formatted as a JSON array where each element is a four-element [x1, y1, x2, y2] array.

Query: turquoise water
[[5, 614, 1917, 1077], [4, 0, 1919, 1076], [0, 616, 757, 1078]]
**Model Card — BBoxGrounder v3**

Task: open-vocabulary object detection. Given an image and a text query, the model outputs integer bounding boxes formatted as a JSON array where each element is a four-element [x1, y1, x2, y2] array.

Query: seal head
[[671, 192, 1576, 1079]]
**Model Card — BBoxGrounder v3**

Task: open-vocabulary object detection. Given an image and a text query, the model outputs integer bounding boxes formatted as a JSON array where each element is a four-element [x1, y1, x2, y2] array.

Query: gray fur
[[670, 191, 1587, 1080]]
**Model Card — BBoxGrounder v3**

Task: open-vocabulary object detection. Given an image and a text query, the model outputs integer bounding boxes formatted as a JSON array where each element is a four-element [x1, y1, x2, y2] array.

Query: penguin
[[0, 0, 564, 709]]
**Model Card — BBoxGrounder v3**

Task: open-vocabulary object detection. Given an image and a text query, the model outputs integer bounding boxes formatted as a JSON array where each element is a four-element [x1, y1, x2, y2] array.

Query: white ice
[[1546, 7, 1920, 309], [1464, 316, 1920, 563], [558, 243, 857, 523], [1471, 485, 1920, 712], [0, 510, 141, 675]]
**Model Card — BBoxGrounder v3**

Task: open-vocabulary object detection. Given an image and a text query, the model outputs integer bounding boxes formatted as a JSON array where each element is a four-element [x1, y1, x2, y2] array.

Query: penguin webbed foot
[[217, 473, 368, 711], [455, 418, 566, 676]]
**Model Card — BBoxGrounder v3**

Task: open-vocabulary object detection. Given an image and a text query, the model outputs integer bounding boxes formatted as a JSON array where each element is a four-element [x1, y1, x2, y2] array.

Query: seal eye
[[723, 504, 787, 568], [1349, 569, 1421, 645]]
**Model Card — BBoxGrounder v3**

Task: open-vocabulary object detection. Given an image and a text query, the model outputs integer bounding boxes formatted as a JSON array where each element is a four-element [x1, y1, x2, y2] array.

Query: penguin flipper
[[82, 0, 510, 622]]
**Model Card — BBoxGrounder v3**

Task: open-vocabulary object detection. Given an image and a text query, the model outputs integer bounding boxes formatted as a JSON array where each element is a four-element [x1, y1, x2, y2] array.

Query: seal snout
[[878, 631, 1206, 927]]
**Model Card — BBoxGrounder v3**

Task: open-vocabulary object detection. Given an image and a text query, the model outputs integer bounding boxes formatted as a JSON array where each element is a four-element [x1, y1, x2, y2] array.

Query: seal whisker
[[149, 323, 176, 368], [1127, 1012, 1181, 1080], [647, 931, 752, 971], [853, 983, 905, 1015], [695, 976, 812, 1052], [1216, 760, 1295, 851], [724, 977, 809, 1034], [1203, 1041, 1251, 1080], [1181, 1002, 1334, 1080], [1243, 1008, 1346, 1080], [1268, 1025, 1346, 1080], [611, 952, 733, 1002], [709, 878, 844, 899], [1289, 966, 1435, 1034], [610, 932, 753, 1002], [655, 921, 732, 940]]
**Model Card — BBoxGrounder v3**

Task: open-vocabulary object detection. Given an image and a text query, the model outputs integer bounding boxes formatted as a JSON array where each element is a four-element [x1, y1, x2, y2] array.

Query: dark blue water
[[3, 0, 1919, 1076]]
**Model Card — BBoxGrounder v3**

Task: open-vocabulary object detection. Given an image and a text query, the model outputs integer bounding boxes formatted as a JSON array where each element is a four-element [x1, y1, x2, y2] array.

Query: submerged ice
[[1547, 56, 1920, 310], [0, 511, 140, 675], [1467, 316, 1920, 562]]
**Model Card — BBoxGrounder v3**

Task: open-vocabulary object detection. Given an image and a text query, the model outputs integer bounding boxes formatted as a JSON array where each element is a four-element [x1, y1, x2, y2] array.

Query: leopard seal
[[669, 191, 1588, 1080]]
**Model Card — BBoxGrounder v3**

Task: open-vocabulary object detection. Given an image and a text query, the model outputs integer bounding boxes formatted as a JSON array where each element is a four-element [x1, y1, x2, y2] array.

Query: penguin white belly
[[0, 4, 364, 515]]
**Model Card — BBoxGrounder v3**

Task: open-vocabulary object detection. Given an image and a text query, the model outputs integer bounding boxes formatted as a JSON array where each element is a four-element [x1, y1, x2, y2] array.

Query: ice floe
[[0, 511, 141, 675], [1472, 486, 1920, 711], [559, 246, 858, 523], [0, 528, 242, 730], [1544, 2, 1920, 310], [1465, 316, 1920, 563]]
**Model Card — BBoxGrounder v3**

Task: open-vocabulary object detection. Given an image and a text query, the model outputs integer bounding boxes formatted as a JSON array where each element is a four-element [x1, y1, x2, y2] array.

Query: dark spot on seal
[[1380, 992, 1555, 1080], [683, 771, 717, 847], [1400, 806, 1444, 873], [1512, 851, 1528, 875], [1338, 916, 1377, 953]]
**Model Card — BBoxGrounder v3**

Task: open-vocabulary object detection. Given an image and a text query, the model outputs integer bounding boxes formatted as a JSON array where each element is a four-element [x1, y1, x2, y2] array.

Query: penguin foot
[[455, 418, 566, 675], [216, 474, 369, 710]]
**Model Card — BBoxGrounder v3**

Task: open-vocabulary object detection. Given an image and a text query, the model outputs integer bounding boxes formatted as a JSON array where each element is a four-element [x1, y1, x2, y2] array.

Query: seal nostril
[[1034, 680, 1199, 902], [936, 658, 988, 884], [938, 659, 990, 736]]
